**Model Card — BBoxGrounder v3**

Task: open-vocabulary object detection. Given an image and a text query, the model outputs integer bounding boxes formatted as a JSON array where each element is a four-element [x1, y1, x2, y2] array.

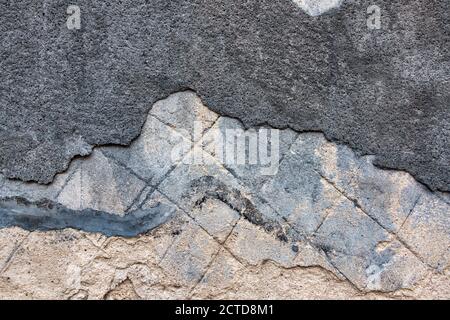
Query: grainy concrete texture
[[0, 92, 448, 299], [0, 0, 449, 191]]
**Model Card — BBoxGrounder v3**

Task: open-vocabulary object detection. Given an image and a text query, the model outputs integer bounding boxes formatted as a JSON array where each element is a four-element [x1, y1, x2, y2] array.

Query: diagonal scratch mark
[[397, 194, 422, 235], [315, 169, 435, 270], [0, 232, 30, 275], [188, 216, 242, 298], [54, 161, 82, 200], [156, 188, 247, 267]]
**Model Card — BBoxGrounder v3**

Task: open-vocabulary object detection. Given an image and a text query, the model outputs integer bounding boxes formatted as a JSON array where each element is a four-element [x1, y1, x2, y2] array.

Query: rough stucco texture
[[0, 92, 449, 299], [0, 0, 449, 191]]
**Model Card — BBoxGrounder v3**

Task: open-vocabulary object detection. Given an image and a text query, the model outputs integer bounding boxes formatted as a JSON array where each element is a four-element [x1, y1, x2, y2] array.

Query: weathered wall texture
[[0, 92, 448, 299], [0, 0, 448, 300]]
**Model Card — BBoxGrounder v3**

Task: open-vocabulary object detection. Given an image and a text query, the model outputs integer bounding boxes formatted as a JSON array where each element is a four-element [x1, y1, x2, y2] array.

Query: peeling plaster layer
[[0, 197, 175, 238], [0, 91, 449, 295], [0, 0, 449, 191]]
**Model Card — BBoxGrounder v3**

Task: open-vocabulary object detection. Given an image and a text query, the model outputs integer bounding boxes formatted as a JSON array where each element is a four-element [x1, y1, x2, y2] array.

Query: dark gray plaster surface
[[0, 197, 176, 237], [0, 0, 449, 191]]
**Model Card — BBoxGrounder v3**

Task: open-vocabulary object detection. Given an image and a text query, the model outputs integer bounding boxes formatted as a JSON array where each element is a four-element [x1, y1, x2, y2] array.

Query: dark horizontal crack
[[0, 197, 176, 238]]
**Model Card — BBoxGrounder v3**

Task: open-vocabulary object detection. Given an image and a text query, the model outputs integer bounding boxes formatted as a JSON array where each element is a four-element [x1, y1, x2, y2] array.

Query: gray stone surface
[[312, 201, 428, 291], [0, 0, 448, 192], [398, 192, 450, 270], [191, 198, 240, 244], [57, 150, 146, 215], [101, 115, 190, 185], [149, 91, 219, 142], [258, 138, 345, 235], [202, 116, 299, 190], [290, 133, 426, 233], [157, 217, 222, 298]]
